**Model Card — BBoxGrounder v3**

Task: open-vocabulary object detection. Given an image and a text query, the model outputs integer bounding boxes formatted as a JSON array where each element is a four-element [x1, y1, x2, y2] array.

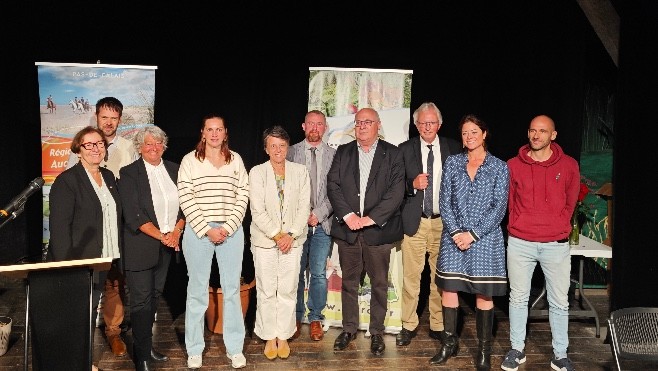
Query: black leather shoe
[[429, 329, 444, 341], [150, 349, 169, 362], [333, 331, 356, 350], [135, 360, 150, 371], [395, 328, 417, 346], [370, 334, 385, 355]]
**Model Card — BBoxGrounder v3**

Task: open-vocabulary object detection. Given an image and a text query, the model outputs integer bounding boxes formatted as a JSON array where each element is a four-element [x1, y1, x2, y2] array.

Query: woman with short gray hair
[[118, 125, 185, 370]]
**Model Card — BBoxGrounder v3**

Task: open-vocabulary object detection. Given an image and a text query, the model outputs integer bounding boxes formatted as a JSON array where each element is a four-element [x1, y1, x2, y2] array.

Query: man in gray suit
[[287, 110, 336, 341], [396, 102, 461, 347], [327, 107, 405, 356]]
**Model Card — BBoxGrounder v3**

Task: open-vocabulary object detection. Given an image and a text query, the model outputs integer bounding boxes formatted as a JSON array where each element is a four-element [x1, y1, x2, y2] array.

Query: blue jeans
[[507, 236, 571, 359], [296, 225, 332, 322], [183, 223, 245, 356]]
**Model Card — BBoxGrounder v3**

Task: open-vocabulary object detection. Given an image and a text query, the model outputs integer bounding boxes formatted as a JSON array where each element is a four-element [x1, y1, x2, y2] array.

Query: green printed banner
[[304, 67, 412, 334]]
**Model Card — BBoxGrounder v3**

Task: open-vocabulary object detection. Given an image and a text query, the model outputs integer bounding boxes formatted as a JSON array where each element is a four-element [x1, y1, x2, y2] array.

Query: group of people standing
[[392, 106, 579, 371], [47, 95, 580, 371], [51, 97, 182, 371]]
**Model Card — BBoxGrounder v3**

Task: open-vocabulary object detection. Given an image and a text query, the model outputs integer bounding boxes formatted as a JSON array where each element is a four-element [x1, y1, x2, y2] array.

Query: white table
[[528, 234, 612, 337]]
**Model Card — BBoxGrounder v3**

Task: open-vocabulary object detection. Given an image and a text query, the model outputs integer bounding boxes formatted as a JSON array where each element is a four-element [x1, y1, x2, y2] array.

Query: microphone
[[0, 177, 45, 218]]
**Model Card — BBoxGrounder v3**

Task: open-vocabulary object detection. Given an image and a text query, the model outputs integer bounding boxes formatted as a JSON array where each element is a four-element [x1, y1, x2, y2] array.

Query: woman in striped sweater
[[177, 114, 250, 369]]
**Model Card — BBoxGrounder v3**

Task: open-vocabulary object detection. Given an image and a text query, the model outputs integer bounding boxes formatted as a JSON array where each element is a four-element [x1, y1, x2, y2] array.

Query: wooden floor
[[1, 263, 657, 370]]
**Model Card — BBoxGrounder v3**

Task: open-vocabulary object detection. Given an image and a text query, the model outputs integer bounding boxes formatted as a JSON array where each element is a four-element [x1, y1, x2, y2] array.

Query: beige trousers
[[400, 217, 444, 332], [103, 263, 125, 337]]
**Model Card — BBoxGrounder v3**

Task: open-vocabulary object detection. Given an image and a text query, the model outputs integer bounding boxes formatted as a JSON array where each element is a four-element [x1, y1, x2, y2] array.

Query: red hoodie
[[507, 142, 580, 242]]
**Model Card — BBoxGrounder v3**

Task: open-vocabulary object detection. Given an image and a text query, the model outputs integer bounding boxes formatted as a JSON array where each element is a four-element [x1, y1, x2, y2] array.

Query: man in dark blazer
[[117, 126, 185, 371], [396, 102, 462, 347], [327, 107, 405, 356]]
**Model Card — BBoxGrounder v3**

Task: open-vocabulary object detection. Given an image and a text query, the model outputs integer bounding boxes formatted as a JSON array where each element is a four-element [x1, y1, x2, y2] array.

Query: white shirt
[[420, 137, 442, 215], [84, 168, 120, 259], [144, 158, 179, 233]]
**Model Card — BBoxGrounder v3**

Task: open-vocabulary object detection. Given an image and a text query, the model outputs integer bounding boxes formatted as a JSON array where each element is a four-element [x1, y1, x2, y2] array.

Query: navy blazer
[[398, 135, 462, 236], [118, 158, 184, 271], [327, 139, 405, 245], [48, 163, 122, 261]]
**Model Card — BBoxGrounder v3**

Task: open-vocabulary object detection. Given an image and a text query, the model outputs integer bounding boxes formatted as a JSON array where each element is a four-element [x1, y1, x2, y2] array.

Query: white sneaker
[[187, 354, 202, 369], [227, 352, 247, 369]]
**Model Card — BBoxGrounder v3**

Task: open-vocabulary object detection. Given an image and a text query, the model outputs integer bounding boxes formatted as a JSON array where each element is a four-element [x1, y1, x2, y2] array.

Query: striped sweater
[[177, 150, 249, 238]]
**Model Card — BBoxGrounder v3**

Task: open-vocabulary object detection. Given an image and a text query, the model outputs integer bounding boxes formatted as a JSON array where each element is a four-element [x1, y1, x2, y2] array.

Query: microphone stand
[[0, 203, 25, 230]]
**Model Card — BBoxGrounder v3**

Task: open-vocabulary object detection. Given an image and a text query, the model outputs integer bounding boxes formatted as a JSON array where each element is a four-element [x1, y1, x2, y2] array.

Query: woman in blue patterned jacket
[[430, 114, 510, 371]]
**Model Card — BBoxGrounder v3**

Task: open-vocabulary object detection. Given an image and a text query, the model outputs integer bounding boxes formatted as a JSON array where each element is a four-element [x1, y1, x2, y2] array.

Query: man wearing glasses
[[287, 110, 336, 341], [396, 102, 461, 347], [65, 96, 137, 358], [327, 107, 405, 356]]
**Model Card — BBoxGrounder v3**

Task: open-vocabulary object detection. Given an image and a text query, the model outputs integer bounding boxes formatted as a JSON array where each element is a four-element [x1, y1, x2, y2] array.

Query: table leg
[[24, 281, 29, 371], [577, 257, 601, 337], [530, 286, 547, 310]]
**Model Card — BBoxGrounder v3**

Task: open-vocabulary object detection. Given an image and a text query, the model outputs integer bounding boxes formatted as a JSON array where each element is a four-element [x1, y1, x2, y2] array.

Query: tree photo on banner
[[307, 67, 412, 334], [37, 62, 156, 249]]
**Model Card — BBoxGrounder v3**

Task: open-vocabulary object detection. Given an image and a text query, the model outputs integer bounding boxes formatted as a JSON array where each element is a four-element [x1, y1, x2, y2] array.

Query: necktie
[[309, 147, 317, 209], [424, 144, 433, 217], [104, 142, 113, 162]]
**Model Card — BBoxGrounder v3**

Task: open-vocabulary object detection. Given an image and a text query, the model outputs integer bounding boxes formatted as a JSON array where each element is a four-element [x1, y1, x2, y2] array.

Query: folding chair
[[608, 307, 658, 370]]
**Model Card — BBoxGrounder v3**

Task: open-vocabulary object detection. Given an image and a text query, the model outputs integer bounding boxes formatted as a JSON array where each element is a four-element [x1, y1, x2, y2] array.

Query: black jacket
[[48, 163, 122, 262], [118, 158, 184, 271], [327, 139, 405, 245]]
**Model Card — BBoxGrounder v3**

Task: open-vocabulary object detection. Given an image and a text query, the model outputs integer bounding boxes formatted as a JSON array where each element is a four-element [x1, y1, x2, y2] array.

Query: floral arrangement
[[570, 182, 593, 244], [575, 182, 593, 222]]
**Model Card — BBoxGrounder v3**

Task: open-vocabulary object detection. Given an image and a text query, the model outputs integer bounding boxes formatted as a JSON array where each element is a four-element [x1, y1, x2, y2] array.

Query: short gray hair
[[262, 125, 290, 148], [413, 102, 443, 126], [133, 125, 169, 152]]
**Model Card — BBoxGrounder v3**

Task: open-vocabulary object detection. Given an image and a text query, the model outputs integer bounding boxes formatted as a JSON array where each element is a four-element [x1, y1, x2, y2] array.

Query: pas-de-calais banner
[[306, 67, 413, 334], [36, 62, 156, 246]]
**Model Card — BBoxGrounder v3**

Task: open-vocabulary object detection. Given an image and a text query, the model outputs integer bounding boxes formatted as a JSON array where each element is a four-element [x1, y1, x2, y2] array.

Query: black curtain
[[610, 0, 658, 309], [0, 0, 620, 287]]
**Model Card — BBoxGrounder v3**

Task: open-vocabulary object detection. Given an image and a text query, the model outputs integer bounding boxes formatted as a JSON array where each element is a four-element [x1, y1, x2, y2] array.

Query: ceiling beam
[[576, 0, 619, 67]]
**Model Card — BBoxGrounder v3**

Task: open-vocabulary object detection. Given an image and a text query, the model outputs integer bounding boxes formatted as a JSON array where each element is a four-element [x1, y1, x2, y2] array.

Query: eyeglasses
[[80, 141, 105, 150], [143, 142, 164, 149], [417, 121, 440, 127], [354, 120, 378, 128]]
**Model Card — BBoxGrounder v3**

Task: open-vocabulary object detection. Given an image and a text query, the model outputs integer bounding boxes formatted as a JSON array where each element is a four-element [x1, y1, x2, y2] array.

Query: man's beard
[[307, 132, 321, 142]]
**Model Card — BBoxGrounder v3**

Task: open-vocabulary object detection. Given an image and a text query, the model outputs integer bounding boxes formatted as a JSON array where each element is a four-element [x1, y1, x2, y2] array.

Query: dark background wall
[[610, 0, 658, 309], [0, 1, 655, 310]]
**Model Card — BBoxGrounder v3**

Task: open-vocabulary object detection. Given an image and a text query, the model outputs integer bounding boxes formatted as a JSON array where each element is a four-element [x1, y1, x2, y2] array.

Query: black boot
[[475, 308, 494, 371], [135, 360, 151, 371], [429, 306, 459, 365]]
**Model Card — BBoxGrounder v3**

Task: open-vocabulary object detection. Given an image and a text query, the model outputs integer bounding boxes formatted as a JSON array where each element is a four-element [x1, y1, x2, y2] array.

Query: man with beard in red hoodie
[[501, 115, 580, 371]]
